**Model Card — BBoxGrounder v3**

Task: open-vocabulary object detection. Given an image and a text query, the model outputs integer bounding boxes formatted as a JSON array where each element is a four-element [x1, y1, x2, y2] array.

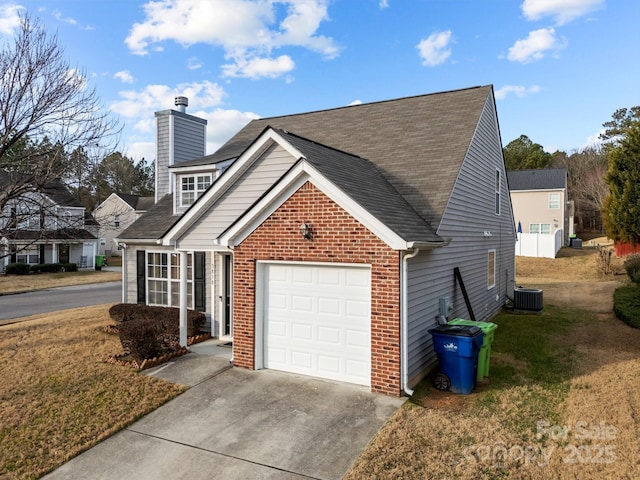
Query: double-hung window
[[530, 223, 551, 234], [147, 252, 193, 308], [548, 193, 560, 210], [180, 174, 212, 207]]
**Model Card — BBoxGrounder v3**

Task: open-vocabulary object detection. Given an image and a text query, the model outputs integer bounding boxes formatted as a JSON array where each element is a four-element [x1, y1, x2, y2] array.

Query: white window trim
[[529, 223, 551, 234], [487, 249, 496, 290], [548, 193, 560, 210], [179, 173, 212, 207], [146, 251, 194, 308]]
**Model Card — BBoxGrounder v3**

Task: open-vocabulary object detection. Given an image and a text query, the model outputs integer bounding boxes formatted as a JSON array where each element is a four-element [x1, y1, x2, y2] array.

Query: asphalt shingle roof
[[122, 85, 493, 242], [277, 130, 442, 243], [119, 194, 179, 239], [183, 85, 492, 227], [507, 168, 567, 191]]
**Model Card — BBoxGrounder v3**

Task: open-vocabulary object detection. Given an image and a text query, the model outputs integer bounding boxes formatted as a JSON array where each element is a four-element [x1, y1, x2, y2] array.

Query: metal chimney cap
[[175, 96, 188, 112]]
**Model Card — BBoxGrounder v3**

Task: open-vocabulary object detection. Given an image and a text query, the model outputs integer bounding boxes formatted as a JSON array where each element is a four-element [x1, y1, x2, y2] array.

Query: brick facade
[[233, 181, 402, 396]]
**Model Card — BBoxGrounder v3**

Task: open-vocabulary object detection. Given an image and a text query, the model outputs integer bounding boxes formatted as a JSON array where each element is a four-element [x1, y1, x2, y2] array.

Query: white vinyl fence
[[515, 229, 563, 258]]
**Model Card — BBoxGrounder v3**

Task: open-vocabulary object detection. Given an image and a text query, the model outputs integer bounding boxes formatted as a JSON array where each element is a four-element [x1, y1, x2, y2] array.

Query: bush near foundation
[[30, 263, 77, 273], [623, 254, 640, 284], [109, 304, 206, 361], [4, 263, 30, 275]]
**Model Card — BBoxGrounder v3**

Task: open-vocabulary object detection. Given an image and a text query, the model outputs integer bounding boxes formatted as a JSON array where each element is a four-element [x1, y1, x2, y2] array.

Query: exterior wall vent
[[514, 288, 543, 312]]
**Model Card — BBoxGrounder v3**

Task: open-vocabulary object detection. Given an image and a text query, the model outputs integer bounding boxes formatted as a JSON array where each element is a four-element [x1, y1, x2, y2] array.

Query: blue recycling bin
[[429, 324, 483, 394]]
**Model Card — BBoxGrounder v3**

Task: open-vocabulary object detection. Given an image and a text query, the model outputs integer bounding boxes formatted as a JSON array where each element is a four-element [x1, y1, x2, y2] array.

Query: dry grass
[[0, 270, 121, 294], [0, 305, 186, 480], [345, 247, 640, 480]]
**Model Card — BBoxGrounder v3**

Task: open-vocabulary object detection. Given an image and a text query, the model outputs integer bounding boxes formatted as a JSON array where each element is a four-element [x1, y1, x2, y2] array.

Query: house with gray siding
[[118, 85, 516, 396]]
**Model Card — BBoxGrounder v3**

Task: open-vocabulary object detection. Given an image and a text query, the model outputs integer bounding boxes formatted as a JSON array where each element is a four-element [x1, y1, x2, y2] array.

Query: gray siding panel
[[406, 94, 516, 385], [177, 144, 296, 249], [155, 115, 171, 200]]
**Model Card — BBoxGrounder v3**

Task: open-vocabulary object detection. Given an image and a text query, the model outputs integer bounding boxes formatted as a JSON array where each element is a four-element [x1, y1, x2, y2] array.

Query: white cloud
[[379, 0, 389, 9], [114, 70, 135, 84], [495, 85, 541, 100], [187, 57, 203, 70], [52, 9, 94, 30], [507, 28, 566, 63], [0, 4, 22, 35], [125, 0, 339, 79], [349, 99, 362, 106], [115, 82, 260, 160], [522, 0, 605, 25], [222, 54, 295, 79], [200, 108, 261, 153], [582, 129, 605, 150], [110, 80, 226, 121], [416, 30, 452, 66]]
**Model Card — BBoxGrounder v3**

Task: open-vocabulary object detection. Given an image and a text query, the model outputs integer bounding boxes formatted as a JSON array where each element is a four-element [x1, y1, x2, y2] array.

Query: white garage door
[[263, 263, 371, 386]]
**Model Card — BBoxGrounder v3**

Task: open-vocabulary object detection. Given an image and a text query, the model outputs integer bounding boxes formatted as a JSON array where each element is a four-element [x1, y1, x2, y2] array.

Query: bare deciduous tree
[[0, 13, 120, 251]]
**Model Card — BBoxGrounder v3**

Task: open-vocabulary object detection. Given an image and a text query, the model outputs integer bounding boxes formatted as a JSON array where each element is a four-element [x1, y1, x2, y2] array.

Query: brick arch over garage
[[232, 181, 402, 396]]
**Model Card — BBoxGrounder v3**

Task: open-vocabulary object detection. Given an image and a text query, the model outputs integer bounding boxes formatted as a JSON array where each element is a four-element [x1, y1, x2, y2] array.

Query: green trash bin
[[95, 255, 105, 270], [448, 318, 497, 382]]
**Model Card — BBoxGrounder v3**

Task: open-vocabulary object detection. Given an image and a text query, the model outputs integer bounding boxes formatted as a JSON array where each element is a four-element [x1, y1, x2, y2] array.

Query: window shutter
[[194, 251, 206, 311], [136, 250, 146, 304]]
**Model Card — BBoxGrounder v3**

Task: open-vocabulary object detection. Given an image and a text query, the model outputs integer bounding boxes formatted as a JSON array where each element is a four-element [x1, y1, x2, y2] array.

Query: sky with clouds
[[1, 0, 638, 161]]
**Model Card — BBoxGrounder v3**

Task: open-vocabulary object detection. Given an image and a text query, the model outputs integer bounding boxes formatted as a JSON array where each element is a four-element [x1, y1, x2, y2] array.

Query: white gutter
[[401, 248, 420, 396]]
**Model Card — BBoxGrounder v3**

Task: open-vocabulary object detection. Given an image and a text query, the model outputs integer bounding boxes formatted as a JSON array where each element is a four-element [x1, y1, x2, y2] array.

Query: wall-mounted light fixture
[[299, 223, 313, 240]]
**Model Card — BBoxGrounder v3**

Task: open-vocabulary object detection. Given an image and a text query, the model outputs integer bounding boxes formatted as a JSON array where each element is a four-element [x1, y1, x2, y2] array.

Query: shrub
[[595, 247, 614, 275], [623, 254, 640, 284], [111, 304, 207, 360], [29, 263, 77, 273], [5, 263, 31, 275], [108, 303, 206, 337], [613, 284, 640, 329], [118, 318, 166, 360]]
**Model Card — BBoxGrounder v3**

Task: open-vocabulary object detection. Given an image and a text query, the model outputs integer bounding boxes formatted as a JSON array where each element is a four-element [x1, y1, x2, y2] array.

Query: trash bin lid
[[429, 324, 482, 337]]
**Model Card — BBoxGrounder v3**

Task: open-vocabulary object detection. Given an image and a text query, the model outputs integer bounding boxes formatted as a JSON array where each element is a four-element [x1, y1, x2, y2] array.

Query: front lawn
[[613, 283, 640, 328], [0, 306, 186, 480], [345, 302, 640, 479], [0, 270, 121, 294]]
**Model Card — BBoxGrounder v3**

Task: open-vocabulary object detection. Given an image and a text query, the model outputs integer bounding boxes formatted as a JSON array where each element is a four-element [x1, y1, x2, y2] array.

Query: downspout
[[179, 250, 188, 347], [401, 247, 420, 396], [120, 243, 127, 303]]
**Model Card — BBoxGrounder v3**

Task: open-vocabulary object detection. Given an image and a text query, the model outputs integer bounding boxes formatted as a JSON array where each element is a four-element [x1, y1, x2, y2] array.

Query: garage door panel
[[264, 263, 371, 386], [291, 322, 313, 341], [318, 326, 340, 344], [292, 295, 313, 312]]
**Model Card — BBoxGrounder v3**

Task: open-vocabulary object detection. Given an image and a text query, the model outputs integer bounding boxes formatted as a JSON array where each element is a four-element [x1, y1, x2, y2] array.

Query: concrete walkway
[[44, 340, 405, 480]]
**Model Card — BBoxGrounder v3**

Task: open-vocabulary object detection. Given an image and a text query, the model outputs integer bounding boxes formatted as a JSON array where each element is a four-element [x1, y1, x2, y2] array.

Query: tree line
[[503, 107, 640, 244]]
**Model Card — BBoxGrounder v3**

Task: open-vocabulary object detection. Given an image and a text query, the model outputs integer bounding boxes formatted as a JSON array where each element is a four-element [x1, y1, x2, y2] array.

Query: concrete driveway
[[44, 341, 405, 480]]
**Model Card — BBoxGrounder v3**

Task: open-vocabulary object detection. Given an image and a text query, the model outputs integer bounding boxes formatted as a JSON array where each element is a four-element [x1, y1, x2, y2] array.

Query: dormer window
[[180, 174, 212, 207]]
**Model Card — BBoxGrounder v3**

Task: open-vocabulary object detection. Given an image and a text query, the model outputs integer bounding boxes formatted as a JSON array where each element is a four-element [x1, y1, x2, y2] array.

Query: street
[[0, 282, 121, 325]]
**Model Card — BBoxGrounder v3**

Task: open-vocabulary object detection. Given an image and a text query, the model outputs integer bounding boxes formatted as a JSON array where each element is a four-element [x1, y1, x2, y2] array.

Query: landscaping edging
[[107, 333, 212, 370]]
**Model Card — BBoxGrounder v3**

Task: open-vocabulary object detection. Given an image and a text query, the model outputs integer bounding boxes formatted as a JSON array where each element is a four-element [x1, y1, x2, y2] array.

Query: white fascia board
[[169, 164, 219, 174], [161, 128, 303, 246], [221, 161, 410, 250]]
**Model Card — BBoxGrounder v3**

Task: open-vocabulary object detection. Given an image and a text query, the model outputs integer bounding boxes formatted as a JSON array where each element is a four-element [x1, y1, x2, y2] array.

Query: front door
[[221, 254, 233, 339], [59, 244, 70, 264]]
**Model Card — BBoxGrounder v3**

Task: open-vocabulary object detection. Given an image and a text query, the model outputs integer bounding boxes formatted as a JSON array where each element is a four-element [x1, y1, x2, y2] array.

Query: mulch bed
[[106, 332, 212, 370]]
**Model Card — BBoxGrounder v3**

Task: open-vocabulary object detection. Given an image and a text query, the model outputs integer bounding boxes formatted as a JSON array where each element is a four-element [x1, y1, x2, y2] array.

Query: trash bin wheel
[[434, 372, 451, 391]]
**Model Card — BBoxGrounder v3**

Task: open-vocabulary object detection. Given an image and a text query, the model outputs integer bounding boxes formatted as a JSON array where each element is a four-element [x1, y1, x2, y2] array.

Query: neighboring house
[[118, 86, 516, 396], [0, 174, 99, 271], [93, 193, 154, 256], [508, 168, 571, 258]]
